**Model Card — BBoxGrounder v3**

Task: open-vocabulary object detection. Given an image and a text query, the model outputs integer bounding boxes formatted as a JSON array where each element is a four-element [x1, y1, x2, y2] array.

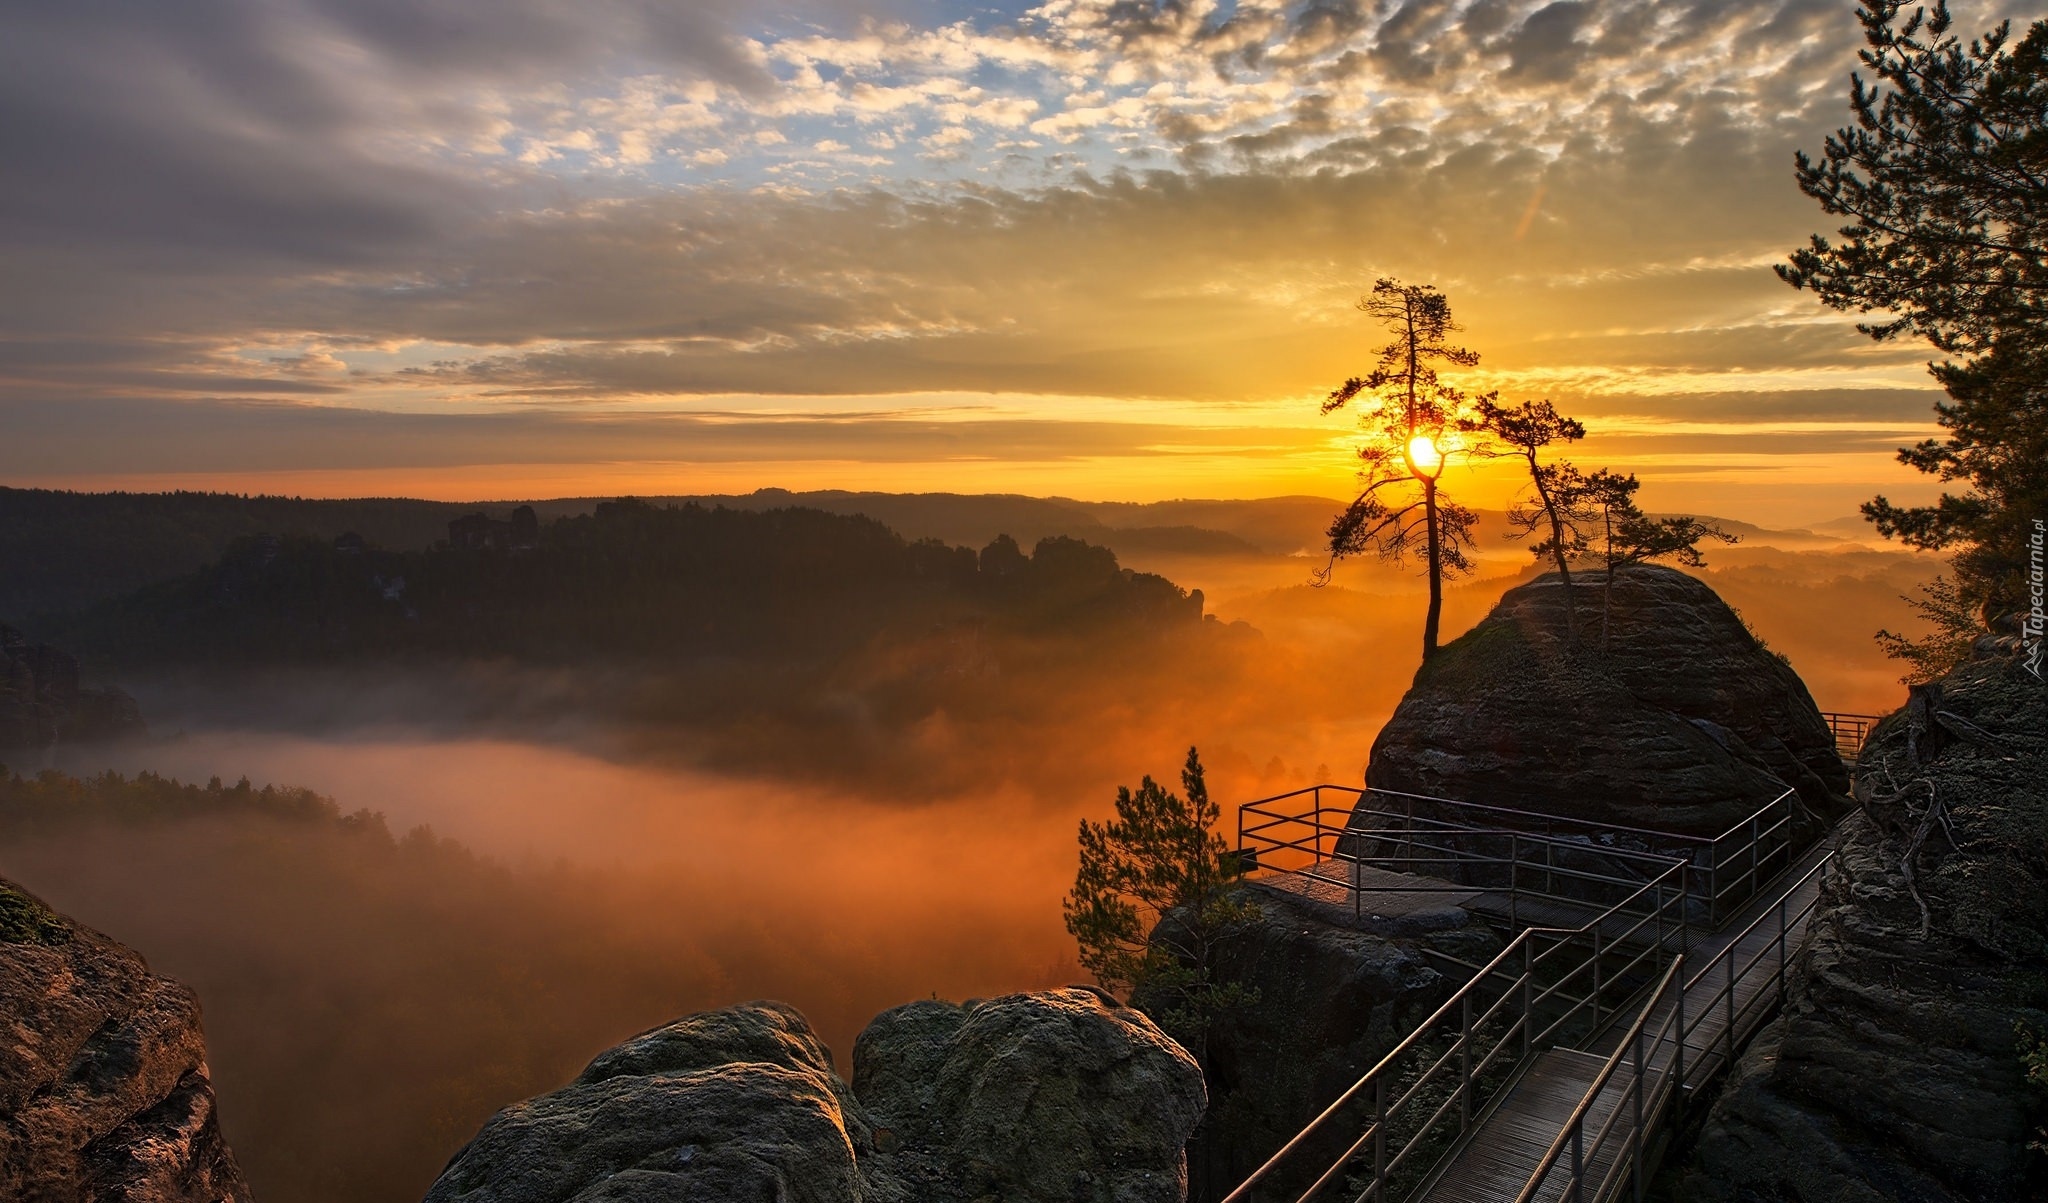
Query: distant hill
[[0, 484, 1866, 621], [647, 490, 1337, 556], [0, 487, 1318, 618], [0, 488, 463, 617], [47, 499, 1204, 671]]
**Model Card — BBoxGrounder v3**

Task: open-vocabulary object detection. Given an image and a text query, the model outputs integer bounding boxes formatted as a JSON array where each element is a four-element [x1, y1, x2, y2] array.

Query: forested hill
[[0, 486, 1332, 620], [0, 488, 473, 617], [43, 499, 1206, 670]]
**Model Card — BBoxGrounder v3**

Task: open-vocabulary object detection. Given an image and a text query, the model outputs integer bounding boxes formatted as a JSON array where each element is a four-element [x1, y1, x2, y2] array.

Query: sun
[[1405, 433, 1443, 478]]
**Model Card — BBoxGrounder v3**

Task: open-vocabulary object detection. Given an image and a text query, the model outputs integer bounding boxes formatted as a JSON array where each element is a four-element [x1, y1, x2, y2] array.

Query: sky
[[1, 0, 2019, 525]]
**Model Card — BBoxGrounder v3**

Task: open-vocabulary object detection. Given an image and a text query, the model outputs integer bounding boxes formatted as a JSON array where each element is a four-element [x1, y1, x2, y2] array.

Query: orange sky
[[2, 0, 2010, 528]]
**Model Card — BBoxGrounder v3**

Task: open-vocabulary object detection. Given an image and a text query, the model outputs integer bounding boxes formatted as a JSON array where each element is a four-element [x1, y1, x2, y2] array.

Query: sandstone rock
[[1669, 655, 2048, 1202], [426, 1001, 878, 1203], [854, 987, 1206, 1203], [429, 990, 1206, 1203], [0, 877, 251, 1203], [0, 624, 146, 750], [1365, 566, 1851, 837], [1144, 887, 1489, 1201]]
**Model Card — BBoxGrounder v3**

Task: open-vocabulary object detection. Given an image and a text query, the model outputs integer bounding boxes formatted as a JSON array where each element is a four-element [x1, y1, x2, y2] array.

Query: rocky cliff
[[428, 988, 1206, 1203], [0, 877, 251, 1203], [0, 624, 145, 751], [1671, 655, 2047, 1202], [1146, 888, 1494, 1201], [1366, 565, 1851, 837]]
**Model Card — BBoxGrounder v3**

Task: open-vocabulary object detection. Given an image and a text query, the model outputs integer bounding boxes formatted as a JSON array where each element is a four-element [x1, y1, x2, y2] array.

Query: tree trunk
[[1423, 477, 1443, 658], [1530, 458, 1577, 646], [1601, 507, 1615, 651]]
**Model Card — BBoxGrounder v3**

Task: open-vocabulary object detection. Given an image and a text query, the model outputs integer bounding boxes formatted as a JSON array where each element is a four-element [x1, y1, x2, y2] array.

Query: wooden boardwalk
[[1251, 860, 1482, 926], [1413, 1050, 1629, 1203], [1412, 839, 1834, 1203]]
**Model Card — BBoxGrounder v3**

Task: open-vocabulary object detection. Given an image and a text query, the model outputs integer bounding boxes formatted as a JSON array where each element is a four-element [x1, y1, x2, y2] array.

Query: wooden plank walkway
[[1251, 860, 1482, 927], [1591, 839, 1830, 1079], [1413, 1050, 1629, 1203], [1414, 839, 1834, 1203]]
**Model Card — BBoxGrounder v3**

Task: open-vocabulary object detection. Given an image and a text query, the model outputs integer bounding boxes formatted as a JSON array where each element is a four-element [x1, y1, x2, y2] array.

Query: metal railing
[[1513, 960, 1686, 1203], [1673, 850, 1835, 1093], [1220, 859, 1693, 1203], [1514, 849, 1835, 1203], [1239, 786, 1799, 928], [1818, 711, 1882, 764]]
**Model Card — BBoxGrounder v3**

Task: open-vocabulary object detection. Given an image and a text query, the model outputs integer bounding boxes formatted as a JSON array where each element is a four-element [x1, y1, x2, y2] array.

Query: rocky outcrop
[[0, 624, 145, 750], [856, 988, 1205, 1202], [1670, 655, 2047, 1202], [428, 989, 1206, 1203], [1144, 888, 1494, 1201], [1366, 566, 1851, 837], [0, 877, 251, 1203], [426, 1001, 878, 1203]]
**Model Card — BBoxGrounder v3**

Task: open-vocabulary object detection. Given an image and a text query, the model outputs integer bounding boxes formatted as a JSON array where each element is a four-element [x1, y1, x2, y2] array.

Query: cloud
[[0, 0, 2016, 505]]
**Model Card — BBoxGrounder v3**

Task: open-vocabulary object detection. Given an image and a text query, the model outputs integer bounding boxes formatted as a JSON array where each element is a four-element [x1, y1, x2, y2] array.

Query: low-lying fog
[[17, 711, 1377, 1203], [2, 538, 1931, 1203], [44, 731, 1096, 1025]]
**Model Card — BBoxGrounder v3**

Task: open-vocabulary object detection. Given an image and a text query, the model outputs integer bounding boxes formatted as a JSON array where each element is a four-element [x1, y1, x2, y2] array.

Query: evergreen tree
[[1467, 398, 1593, 643], [1782, 1, 2048, 666], [1319, 279, 1484, 659], [1584, 471, 1737, 648], [1063, 748, 1255, 1061], [1779, 2, 2047, 357]]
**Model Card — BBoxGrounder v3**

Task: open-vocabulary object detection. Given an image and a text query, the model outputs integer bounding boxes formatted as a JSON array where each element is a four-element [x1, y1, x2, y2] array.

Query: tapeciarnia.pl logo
[[2026, 517, 2044, 680]]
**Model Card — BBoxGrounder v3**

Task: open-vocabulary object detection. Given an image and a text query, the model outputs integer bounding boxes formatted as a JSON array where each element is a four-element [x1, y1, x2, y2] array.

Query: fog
[[0, 536, 1931, 1203]]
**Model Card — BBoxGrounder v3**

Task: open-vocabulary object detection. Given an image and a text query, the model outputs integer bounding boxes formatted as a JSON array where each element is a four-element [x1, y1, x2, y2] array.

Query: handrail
[[1239, 787, 1794, 859], [1218, 930, 1538, 1202], [1682, 850, 1831, 996], [1226, 774, 1838, 1203], [1512, 957, 1687, 1203], [1240, 785, 1800, 928], [1510, 847, 1836, 1203], [1266, 785, 1723, 850], [1817, 710, 1882, 761], [1218, 857, 1691, 1203], [1677, 850, 1836, 1093]]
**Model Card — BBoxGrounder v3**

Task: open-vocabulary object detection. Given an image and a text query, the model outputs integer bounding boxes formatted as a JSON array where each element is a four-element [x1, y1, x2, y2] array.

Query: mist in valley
[[0, 500, 1936, 1203]]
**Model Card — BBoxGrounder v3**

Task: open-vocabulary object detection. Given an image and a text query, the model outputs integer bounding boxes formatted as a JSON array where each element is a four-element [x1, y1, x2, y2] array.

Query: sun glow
[[1406, 433, 1443, 478]]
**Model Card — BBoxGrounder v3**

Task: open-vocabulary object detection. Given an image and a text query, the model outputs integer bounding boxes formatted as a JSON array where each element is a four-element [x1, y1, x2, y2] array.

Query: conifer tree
[[1782, 1, 2048, 666], [1319, 279, 1484, 659], [1467, 398, 1592, 643], [1063, 748, 1254, 1061]]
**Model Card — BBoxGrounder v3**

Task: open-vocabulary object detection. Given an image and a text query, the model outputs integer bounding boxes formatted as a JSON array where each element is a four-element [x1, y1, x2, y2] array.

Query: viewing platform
[[1223, 708, 1881, 1203]]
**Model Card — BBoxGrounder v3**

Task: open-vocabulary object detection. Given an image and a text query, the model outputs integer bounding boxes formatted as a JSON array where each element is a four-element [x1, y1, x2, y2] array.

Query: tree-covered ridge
[[48, 499, 1205, 668], [0, 766, 341, 835], [0, 487, 487, 618]]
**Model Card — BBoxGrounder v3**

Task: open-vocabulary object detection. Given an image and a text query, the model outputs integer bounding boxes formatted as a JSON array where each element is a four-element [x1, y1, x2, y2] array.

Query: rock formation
[[0, 877, 251, 1203], [425, 1001, 877, 1203], [428, 988, 1206, 1203], [1669, 654, 2047, 1202], [855, 989, 1206, 1202], [0, 624, 145, 751], [1366, 565, 1851, 837], [1147, 888, 1493, 1200]]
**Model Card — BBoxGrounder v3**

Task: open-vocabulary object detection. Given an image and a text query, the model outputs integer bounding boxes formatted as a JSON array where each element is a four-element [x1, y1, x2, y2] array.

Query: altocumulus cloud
[[0, 0, 2017, 488]]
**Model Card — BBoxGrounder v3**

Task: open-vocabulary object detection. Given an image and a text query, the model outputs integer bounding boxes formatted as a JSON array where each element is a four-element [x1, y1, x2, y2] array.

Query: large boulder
[[1366, 566, 1851, 837], [426, 1001, 883, 1203], [428, 990, 1207, 1203], [853, 987, 1206, 1203], [0, 877, 251, 1203], [1669, 655, 2048, 1202]]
